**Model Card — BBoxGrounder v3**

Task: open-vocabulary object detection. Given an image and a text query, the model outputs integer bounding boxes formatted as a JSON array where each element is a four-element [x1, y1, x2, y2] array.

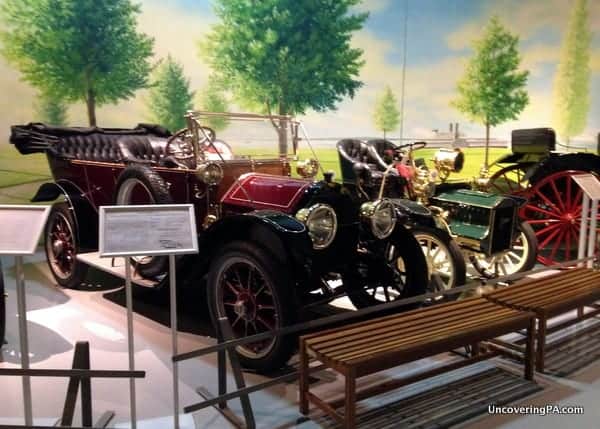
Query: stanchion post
[[588, 199, 598, 269], [15, 255, 33, 426], [169, 254, 180, 429], [578, 194, 590, 267], [124, 258, 137, 429]]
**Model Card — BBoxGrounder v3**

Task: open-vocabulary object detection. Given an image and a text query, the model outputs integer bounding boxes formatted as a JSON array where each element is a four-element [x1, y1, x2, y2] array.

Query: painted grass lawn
[[0, 142, 509, 204]]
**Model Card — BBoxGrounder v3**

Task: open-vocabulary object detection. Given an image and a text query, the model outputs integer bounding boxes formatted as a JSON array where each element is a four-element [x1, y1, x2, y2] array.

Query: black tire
[[346, 225, 429, 310], [0, 258, 5, 346], [207, 241, 298, 373], [411, 226, 466, 296], [44, 203, 88, 288], [115, 164, 172, 279], [473, 221, 537, 276]]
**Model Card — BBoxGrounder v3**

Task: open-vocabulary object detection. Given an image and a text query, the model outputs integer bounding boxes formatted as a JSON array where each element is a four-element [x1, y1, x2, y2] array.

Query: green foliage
[[147, 56, 195, 132], [552, 0, 591, 142], [34, 93, 68, 126], [0, 0, 154, 126], [453, 16, 529, 129], [202, 0, 367, 118], [373, 86, 400, 138], [198, 76, 230, 131]]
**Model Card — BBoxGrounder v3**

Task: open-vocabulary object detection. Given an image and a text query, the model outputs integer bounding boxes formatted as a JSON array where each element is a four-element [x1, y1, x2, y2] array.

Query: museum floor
[[1, 253, 600, 428]]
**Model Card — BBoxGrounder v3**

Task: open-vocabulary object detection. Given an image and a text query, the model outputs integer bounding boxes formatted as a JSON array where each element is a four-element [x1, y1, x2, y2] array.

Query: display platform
[[2, 252, 600, 428]]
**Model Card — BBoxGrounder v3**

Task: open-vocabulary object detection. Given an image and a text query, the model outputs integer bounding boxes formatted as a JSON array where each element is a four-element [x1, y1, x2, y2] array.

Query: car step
[[77, 252, 160, 288]]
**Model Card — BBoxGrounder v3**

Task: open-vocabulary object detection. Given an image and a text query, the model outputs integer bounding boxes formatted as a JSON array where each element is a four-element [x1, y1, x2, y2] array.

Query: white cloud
[[354, 0, 393, 14], [446, 0, 569, 51]]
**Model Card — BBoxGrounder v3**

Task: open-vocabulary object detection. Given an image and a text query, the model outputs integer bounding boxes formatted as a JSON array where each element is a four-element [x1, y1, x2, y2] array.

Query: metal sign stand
[[573, 174, 600, 268], [99, 204, 198, 429], [0, 205, 50, 426], [14, 256, 33, 426], [124, 258, 137, 429]]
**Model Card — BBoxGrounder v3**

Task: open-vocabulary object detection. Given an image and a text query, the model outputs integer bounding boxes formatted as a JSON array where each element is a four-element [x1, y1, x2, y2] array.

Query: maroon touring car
[[10, 111, 428, 372]]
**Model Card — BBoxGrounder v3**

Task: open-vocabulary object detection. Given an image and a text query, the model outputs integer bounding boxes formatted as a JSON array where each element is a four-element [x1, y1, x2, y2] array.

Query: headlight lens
[[295, 204, 337, 249], [360, 199, 397, 239], [197, 162, 223, 185]]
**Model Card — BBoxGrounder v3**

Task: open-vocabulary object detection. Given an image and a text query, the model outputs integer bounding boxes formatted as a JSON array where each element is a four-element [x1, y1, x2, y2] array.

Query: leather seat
[[366, 139, 397, 171], [337, 139, 374, 182], [55, 134, 123, 162], [117, 137, 168, 164]]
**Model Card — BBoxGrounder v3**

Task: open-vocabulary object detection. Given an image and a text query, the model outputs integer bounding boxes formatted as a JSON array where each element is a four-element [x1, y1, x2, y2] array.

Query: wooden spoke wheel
[[519, 170, 597, 265], [486, 163, 534, 195]]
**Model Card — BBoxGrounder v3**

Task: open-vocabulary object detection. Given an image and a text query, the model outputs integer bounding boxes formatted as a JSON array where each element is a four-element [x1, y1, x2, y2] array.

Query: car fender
[[187, 210, 313, 288], [529, 153, 600, 185], [31, 180, 98, 250], [390, 198, 437, 229]]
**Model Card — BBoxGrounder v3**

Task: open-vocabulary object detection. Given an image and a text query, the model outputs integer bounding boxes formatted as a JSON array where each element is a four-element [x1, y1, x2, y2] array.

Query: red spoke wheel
[[486, 163, 534, 195], [520, 170, 597, 265], [207, 241, 297, 373], [44, 203, 88, 288]]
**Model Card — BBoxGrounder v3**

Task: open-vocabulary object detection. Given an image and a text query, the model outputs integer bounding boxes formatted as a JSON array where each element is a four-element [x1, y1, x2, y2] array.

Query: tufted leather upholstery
[[337, 139, 373, 182], [366, 139, 397, 171], [52, 134, 170, 165], [54, 134, 124, 162], [118, 137, 168, 164]]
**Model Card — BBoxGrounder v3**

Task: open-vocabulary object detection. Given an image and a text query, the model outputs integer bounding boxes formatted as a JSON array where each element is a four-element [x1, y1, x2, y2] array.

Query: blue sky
[[0, 0, 598, 142]]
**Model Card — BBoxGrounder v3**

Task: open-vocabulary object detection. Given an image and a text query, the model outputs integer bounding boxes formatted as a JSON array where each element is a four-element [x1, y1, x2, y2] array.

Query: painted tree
[[452, 16, 529, 168], [198, 76, 230, 131], [373, 86, 400, 139], [552, 0, 591, 146], [34, 93, 68, 126], [202, 0, 367, 154], [0, 0, 153, 126], [147, 56, 195, 132]]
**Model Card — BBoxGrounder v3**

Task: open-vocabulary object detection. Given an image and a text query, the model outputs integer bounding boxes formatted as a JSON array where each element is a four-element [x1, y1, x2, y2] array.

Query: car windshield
[[191, 112, 300, 160]]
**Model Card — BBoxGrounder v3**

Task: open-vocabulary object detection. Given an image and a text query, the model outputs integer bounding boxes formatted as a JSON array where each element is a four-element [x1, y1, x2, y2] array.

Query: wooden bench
[[484, 267, 600, 372], [299, 297, 536, 429]]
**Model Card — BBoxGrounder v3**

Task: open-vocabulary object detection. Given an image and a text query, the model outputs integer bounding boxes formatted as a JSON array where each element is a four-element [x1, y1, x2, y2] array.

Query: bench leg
[[525, 318, 536, 381], [299, 340, 309, 415], [344, 369, 356, 429], [577, 306, 584, 319], [471, 342, 480, 357], [536, 317, 547, 373]]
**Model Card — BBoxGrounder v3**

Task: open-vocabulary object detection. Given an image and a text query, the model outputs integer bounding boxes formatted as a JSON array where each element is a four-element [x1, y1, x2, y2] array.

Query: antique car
[[10, 111, 428, 372], [337, 138, 537, 294], [482, 128, 600, 265]]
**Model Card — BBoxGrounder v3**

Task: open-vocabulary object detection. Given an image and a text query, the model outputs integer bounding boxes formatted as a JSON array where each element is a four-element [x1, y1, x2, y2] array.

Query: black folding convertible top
[[9, 122, 171, 155]]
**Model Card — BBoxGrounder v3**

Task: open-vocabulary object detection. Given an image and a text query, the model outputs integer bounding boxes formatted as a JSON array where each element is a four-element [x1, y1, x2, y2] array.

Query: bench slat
[[314, 305, 520, 356], [305, 297, 500, 347], [327, 310, 526, 363]]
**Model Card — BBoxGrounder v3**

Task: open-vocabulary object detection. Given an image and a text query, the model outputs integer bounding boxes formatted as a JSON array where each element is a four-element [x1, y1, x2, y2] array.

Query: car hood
[[221, 173, 311, 214]]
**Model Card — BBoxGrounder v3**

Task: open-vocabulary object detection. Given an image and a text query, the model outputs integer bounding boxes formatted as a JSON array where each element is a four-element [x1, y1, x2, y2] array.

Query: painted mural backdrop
[[0, 0, 598, 145]]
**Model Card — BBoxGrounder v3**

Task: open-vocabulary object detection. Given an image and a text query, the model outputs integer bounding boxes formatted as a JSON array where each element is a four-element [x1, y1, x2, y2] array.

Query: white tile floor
[[1, 253, 600, 428]]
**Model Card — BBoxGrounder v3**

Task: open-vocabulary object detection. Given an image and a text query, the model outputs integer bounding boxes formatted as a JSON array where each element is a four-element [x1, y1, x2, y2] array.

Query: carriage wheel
[[486, 163, 534, 195], [520, 169, 597, 265]]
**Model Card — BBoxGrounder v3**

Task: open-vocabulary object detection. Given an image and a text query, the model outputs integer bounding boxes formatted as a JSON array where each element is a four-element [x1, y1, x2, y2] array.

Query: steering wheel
[[165, 128, 195, 163], [395, 141, 427, 152]]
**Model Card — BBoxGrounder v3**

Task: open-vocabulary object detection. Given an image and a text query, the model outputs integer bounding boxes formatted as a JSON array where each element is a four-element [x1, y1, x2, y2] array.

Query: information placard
[[99, 204, 198, 258], [572, 174, 600, 200], [0, 205, 50, 255]]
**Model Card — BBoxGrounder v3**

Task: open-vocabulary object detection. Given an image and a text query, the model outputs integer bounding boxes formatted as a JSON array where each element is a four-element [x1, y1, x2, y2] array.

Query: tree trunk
[[86, 87, 97, 127], [484, 121, 490, 170], [277, 103, 288, 156], [383, 130, 387, 140]]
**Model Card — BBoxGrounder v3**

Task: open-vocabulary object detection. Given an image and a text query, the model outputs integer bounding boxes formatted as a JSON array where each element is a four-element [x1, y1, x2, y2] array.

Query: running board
[[77, 252, 160, 288]]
